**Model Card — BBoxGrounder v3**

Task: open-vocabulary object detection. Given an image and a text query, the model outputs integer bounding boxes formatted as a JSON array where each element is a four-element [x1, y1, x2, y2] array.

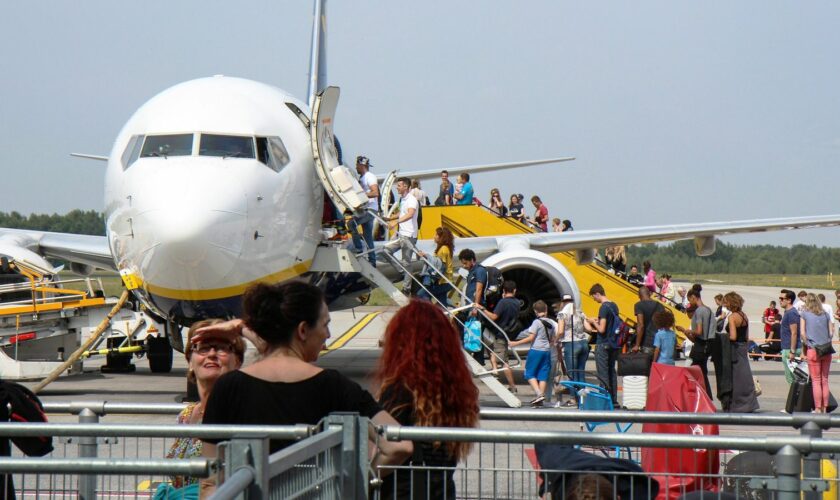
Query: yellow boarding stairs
[[417, 205, 691, 347]]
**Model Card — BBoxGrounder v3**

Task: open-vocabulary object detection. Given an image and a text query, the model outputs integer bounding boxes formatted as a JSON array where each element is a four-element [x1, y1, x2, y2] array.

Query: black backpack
[[483, 266, 504, 302]]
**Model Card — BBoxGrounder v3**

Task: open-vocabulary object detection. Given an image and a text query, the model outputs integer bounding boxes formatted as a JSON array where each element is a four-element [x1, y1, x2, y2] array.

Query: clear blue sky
[[2, 1, 838, 246]]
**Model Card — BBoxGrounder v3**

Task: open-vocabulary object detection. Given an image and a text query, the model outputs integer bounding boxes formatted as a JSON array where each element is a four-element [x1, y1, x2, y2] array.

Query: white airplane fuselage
[[105, 76, 328, 322]]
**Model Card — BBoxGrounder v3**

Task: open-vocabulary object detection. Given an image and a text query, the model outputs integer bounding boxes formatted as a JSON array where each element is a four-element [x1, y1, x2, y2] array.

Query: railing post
[[77, 408, 98, 500], [800, 420, 823, 500], [773, 444, 802, 500], [326, 413, 369, 499], [219, 436, 268, 500]]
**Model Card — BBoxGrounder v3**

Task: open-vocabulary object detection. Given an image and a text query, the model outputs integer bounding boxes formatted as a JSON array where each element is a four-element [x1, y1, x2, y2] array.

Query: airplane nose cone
[[126, 160, 247, 290]]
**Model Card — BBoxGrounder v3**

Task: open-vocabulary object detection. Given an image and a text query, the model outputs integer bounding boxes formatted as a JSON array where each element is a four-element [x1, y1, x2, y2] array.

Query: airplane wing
[[0, 229, 114, 273], [398, 157, 575, 181], [453, 214, 840, 262]]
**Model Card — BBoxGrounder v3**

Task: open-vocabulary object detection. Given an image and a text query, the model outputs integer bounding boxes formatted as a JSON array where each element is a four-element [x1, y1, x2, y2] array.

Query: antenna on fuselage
[[307, 0, 328, 111]]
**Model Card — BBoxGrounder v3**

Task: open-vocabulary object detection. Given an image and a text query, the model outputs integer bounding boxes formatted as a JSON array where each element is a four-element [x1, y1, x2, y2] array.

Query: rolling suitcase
[[622, 375, 648, 410], [785, 378, 813, 413]]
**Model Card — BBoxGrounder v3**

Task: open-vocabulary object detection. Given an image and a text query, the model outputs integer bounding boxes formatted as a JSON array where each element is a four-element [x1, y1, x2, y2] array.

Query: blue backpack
[[605, 302, 630, 349]]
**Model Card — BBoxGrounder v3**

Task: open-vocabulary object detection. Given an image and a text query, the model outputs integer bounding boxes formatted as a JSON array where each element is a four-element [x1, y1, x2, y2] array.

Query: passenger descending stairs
[[310, 243, 523, 408]]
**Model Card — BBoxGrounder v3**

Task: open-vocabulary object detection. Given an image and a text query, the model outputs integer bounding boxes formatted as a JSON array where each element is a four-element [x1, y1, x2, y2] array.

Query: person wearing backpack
[[586, 284, 621, 404], [459, 249, 488, 365], [509, 300, 558, 407], [477, 280, 521, 394]]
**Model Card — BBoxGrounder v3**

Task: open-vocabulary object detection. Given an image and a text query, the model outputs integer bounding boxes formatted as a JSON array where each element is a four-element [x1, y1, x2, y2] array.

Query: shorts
[[524, 349, 552, 382], [492, 337, 510, 364]]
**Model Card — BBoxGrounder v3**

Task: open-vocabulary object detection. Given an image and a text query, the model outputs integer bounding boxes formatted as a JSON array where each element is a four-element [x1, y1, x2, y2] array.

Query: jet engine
[[481, 247, 580, 313]]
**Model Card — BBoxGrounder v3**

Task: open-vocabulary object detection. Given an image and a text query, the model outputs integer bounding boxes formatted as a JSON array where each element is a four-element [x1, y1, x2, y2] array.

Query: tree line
[[0, 210, 105, 236], [627, 239, 840, 275]]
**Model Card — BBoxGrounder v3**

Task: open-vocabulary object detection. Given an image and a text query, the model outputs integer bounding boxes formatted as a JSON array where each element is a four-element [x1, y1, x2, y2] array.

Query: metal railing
[[10, 407, 840, 499]]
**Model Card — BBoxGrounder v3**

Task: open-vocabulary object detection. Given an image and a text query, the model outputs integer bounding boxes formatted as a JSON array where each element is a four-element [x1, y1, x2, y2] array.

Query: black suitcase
[[785, 379, 813, 413], [617, 351, 653, 377], [785, 364, 838, 413]]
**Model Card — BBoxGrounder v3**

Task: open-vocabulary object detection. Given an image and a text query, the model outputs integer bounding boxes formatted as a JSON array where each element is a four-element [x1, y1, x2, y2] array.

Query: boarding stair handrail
[[364, 209, 525, 372]]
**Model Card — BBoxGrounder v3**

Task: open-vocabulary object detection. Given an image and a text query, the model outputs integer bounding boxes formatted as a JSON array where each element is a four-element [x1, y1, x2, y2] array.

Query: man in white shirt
[[384, 177, 419, 293], [350, 156, 379, 265]]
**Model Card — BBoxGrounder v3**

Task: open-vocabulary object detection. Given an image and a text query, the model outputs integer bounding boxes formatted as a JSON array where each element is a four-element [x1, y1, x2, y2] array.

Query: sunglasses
[[193, 342, 234, 356]]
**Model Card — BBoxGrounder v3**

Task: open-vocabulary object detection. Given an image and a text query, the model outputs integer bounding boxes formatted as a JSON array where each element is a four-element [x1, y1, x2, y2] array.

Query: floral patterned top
[[165, 403, 203, 488]]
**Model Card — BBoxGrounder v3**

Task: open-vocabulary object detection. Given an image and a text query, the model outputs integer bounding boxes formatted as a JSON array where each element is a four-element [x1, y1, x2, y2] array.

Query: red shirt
[[535, 205, 549, 231], [762, 307, 778, 334]]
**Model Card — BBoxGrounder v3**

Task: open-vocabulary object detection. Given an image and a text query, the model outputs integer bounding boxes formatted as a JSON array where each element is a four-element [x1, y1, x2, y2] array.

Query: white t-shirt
[[359, 171, 378, 210], [398, 193, 419, 238], [822, 303, 835, 332]]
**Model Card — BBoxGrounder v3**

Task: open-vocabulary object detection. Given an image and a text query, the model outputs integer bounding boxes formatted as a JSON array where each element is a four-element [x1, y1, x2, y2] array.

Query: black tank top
[[734, 312, 749, 342]]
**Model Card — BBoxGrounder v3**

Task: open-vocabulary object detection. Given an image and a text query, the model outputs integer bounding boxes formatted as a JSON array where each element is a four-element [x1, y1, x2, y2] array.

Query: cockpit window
[[121, 134, 145, 169], [199, 134, 255, 159], [256, 136, 290, 172], [140, 134, 193, 158]]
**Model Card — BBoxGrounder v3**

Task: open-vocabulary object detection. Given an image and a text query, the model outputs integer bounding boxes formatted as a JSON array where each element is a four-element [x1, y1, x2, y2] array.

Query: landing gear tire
[[147, 336, 173, 373]]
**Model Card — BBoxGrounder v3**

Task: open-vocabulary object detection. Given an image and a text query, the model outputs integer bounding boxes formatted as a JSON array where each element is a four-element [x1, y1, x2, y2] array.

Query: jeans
[[563, 340, 590, 384], [347, 213, 376, 266], [595, 343, 619, 404], [545, 347, 559, 403], [382, 236, 417, 291], [416, 282, 451, 307], [806, 347, 832, 410]]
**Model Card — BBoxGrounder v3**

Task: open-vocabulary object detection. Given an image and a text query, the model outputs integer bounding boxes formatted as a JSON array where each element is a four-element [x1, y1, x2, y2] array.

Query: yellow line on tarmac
[[320, 312, 380, 356]]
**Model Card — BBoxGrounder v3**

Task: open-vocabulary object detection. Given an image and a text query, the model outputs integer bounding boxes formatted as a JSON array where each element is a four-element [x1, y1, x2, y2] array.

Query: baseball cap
[[561, 294, 573, 302], [356, 156, 370, 166]]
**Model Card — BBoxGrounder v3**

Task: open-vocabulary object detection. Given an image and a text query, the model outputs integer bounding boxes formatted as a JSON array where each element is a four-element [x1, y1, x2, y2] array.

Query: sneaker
[[561, 400, 577, 408], [508, 386, 518, 394], [529, 395, 545, 406]]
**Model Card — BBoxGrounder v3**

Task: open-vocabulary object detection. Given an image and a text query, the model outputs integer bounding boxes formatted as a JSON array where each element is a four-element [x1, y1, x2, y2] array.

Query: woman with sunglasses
[[489, 188, 507, 216], [160, 319, 245, 494]]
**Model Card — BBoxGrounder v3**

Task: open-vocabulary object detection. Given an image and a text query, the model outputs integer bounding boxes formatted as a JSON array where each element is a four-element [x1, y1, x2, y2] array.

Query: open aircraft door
[[311, 87, 370, 215], [374, 170, 397, 238]]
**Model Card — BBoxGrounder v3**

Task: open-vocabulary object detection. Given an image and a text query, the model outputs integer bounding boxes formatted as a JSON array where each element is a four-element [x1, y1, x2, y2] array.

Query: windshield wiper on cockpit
[[222, 152, 244, 159]]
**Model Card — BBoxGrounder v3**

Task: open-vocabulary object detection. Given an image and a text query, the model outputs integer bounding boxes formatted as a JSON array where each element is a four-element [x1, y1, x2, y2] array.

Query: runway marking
[[320, 312, 380, 356]]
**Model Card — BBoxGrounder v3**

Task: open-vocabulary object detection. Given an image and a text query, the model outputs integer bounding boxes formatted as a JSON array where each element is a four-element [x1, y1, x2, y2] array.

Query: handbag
[[617, 351, 653, 377], [814, 342, 835, 357], [463, 318, 482, 353]]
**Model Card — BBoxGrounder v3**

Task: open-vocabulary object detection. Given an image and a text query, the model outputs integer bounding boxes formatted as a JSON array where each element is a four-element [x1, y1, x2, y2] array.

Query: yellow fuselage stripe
[[144, 260, 312, 301], [320, 312, 380, 356]]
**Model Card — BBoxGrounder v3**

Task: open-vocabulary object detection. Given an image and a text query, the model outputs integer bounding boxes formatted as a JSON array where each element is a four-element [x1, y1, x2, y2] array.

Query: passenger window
[[121, 135, 144, 169], [140, 134, 193, 158], [199, 134, 255, 159], [256, 136, 290, 172]]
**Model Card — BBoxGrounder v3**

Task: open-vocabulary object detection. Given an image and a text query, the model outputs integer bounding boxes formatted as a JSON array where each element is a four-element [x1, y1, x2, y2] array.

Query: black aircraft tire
[[148, 336, 173, 373]]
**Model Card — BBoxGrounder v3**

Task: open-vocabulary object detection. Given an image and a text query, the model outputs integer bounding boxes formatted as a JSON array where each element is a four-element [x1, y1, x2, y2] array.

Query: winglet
[[70, 153, 109, 162], [306, 0, 328, 111]]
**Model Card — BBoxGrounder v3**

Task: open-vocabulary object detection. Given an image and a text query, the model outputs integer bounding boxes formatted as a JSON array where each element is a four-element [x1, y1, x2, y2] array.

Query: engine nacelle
[[69, 262, 95, 276], [481, 248, 580, 312]]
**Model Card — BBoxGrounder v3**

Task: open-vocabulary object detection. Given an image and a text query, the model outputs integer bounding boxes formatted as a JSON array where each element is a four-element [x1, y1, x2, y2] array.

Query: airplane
[[1, 0, 839, 360]]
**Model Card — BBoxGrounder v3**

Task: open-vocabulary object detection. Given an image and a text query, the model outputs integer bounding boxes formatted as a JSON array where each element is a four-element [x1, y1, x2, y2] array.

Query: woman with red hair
[[375, 299, 480, 499]]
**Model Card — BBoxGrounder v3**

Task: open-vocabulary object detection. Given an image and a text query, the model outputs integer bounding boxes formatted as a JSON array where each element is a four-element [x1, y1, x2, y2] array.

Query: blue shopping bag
[[463, 318, 482, 353]]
